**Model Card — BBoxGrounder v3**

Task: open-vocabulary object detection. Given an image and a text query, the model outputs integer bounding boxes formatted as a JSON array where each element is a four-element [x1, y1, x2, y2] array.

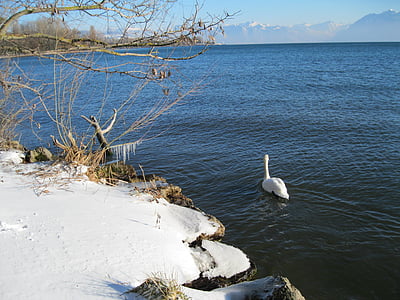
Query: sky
[[14, 0, 400, 34], [176, 0, 400, 26]]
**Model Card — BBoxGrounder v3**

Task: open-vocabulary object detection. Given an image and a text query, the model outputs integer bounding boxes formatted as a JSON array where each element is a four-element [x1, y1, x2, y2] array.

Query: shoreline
[[0, 149, 305, 299]]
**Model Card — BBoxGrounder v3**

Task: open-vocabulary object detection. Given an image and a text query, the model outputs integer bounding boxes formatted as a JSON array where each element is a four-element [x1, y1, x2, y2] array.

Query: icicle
[[110, 141, 141, 162]]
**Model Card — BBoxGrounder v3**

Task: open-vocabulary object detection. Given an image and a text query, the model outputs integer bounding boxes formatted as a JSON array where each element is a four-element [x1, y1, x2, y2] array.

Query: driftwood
[[81, 109, 117, 155]]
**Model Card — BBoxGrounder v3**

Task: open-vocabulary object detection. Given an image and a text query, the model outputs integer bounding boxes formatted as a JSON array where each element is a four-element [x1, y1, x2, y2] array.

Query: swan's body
[[262, 154, 289, 200]]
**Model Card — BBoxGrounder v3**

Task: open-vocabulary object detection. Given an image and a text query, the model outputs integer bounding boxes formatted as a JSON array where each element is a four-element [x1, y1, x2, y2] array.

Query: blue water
[[12, 43, 400, 299]]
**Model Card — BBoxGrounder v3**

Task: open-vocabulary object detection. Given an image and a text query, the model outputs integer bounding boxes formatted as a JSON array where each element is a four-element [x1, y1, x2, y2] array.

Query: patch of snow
[[201, 240, 251, 278], [190, 245, 216, 273], [158, 203, 221, 243], [0, 150, 25, 164], [0, 220, 28, 232]]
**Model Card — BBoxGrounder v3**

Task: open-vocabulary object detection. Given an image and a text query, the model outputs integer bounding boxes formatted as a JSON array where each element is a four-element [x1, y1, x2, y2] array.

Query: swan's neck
[[264, 156, 270, 179]]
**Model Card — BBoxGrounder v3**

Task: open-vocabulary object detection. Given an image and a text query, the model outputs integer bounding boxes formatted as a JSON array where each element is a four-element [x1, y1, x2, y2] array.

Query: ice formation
[[110, 141, 141, 162]]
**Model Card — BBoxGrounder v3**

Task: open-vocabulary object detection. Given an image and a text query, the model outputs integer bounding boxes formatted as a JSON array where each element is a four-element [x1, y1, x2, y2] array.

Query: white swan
[[262, 154, 289, 200]]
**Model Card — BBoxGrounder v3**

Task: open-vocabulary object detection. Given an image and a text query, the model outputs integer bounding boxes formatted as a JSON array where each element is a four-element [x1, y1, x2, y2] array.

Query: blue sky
[[176, 0, 400, 26]]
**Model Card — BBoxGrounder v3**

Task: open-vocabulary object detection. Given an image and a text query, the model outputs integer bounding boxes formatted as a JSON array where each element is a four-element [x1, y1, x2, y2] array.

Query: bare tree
[[0, 1, 232, 164]]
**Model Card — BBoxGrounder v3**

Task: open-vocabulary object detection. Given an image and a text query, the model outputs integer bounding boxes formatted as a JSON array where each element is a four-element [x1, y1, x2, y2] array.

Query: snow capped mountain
[[334, 9, 400, 42], [220, 21, 345, 44], [218, 10, 400, 44]]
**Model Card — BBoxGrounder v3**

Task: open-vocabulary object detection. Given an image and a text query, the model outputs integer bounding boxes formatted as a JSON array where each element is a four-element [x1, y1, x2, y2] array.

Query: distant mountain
[[219, 21, 345, 44], [334, 9, 400, 42], [217, 10, 400, 44]]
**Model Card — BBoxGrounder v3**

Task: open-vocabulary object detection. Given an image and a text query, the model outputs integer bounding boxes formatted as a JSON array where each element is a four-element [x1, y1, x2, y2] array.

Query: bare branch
[[102, 108, 117, 134], [80, 114, 96, 126], [0, 1, 107, 35]]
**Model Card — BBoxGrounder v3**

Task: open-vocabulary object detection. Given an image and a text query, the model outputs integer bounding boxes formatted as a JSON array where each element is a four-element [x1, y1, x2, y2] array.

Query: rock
[[264, 276, 305, 300], [26, 147, 54, 163], [206, 275, 305, 300], [184, 260, 257, 291]]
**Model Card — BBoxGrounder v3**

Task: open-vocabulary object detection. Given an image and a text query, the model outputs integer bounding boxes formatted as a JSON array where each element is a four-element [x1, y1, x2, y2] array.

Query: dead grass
[[52, 133, 106, 165], [94, 161, 137, 185], [124, 273, 190, 300], [20, 160, 89, 196]]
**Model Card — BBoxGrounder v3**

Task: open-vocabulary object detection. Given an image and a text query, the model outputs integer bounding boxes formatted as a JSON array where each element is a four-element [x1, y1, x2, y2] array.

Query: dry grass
[[51, 132, 106, 169], [124, 273, 190, 300], [19, 160, 89, 196], [94, 161, 138, 186]]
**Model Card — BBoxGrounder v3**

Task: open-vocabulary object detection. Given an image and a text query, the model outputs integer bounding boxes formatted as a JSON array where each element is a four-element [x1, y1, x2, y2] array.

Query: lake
[[13, 42, 400, 299]]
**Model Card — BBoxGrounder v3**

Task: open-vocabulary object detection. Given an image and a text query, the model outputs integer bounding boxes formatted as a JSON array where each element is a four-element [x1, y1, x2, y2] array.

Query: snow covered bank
[[0, 150, 304, 299]]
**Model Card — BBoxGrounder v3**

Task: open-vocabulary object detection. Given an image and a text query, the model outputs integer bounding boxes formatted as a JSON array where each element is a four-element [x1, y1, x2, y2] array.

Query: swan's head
[[264, 154, 269, 162]]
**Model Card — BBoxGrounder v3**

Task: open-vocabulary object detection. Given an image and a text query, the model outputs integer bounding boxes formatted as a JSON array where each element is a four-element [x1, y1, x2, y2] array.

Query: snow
[[0, 150, 254, 300], [200, 240, 250, 278]]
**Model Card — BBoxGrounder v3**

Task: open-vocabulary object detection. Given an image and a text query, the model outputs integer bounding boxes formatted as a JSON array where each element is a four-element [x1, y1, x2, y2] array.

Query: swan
[[262, 154, 289, 200]]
